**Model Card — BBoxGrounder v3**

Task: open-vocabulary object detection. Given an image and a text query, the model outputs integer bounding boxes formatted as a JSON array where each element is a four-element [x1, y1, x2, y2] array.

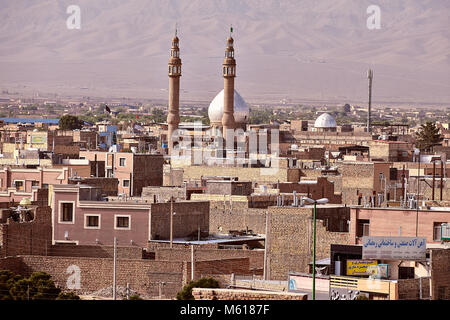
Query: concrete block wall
[[266, 207, 350, 280], [154, 247, 264, 272], [0, 206, 52, 258], [208, 200, 267, 234], [193, 288, 307, 300], [150, 201, 210, 240], [431, 249, 450, 300]]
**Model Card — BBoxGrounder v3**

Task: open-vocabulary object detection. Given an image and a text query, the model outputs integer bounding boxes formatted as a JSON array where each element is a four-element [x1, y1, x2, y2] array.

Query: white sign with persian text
[[362, 236, 426, 260]]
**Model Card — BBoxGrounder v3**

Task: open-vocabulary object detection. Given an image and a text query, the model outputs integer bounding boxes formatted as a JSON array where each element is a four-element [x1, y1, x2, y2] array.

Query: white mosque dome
[[314, 113, 337, 128], [208, 89, 249, 124]]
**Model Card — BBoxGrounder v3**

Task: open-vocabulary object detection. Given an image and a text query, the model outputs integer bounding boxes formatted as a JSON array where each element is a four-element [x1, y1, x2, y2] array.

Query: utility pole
[[191, 244, 195, 281], [113, 237, 117, 300], [367, 69, 373, 134], [263, 210, 269, 281], [170, 196, 174, 248], [415, 149, 421, 237]]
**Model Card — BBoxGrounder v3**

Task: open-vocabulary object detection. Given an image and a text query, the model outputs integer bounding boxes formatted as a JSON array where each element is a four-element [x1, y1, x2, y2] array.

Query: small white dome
[[208, 89, 249, 124], [314, 113, 336, 128]]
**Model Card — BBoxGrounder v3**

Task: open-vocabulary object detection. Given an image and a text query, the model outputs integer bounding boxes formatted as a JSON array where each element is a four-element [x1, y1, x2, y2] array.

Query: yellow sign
[[31, 134, 46, 144], [346, 260, 378, 276]]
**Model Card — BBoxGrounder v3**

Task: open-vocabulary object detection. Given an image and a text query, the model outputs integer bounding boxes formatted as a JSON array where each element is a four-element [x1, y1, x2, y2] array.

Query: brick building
[[276, 177, 342, 204], [339, 161, 392, 205], [0, 167, 69, 202], [50, 184, 209, 247], [369, 140, 414, 162], [79, 151, 164, 196], [349, 207, 450, 245], [265, 205, 350, 280]]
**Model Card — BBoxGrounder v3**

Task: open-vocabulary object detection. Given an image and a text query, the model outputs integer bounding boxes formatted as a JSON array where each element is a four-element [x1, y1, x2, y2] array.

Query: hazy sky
[[0, 0, 449, 104]]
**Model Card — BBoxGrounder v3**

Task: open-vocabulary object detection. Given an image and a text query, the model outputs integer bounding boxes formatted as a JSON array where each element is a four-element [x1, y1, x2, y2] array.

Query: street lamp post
[[303, 197, 328, 301], [414, 148, 420, 236]]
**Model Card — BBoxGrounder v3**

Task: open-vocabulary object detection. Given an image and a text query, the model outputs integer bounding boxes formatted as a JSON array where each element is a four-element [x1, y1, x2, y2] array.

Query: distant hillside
[[0, 0, 449, 103]]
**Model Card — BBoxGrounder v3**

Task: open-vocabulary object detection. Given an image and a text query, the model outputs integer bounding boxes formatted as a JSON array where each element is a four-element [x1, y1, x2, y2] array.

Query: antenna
[[367, 69, 373, 133]]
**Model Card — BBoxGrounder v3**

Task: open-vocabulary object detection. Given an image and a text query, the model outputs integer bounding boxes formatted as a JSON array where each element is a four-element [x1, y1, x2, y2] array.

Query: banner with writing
[[346, 260, 378, 276], [362, 236, 426, 260]]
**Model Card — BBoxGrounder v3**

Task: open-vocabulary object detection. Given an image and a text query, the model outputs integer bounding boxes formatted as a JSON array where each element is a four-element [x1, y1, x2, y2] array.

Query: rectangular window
[[398, 266, 415, 280], [14, 180, 24, 191], [115, 216, 130, 229], [61, 203, 74, 222], [85, 215, 100, 229], [433, 222, 445, 241], [123, 179, 130, 187], [356, 219, 370, 238], [119, 157, 126, 167], [31, 181, 39, 187]]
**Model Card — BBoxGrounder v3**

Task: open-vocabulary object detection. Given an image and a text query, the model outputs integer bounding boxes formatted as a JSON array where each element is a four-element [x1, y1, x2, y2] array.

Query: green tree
[[1, 270, 65, 300], [0, 270, 23, 300], [59, 115, 83, 130], [112, 131, 117, 145], [415, 122, 443, 152], [176, 277, 219, 300]]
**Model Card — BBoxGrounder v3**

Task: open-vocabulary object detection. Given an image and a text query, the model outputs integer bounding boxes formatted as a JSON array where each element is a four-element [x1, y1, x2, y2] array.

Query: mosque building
[[166, 29, 257, 167]]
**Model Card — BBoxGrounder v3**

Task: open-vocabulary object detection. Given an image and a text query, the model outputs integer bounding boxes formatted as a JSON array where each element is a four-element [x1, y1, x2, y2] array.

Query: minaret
[[221, 28, 236, 146], [367, 69, 373, 133], [167, 31, 182, 156]]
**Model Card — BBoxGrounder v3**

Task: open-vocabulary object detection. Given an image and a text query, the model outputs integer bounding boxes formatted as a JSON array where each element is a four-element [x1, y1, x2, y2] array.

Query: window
[[356, 219, 370, 238], [119, 157, 126, 167], [14, 180, 24, 191], [123, 179, 130, 187], [32, 181, 39, 187], [115, 215, 130, 229], [398, 266, 415, 280], [60, 202, 74, 223], [433, 222, 445, 241], [85, 215, 100, 229]]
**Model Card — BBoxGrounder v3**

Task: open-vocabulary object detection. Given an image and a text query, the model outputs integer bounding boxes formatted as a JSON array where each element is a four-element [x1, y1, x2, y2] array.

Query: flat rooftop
[[149, 234, 265, 245]]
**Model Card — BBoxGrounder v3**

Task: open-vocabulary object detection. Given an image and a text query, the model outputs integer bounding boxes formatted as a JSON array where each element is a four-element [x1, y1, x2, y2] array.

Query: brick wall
[[0, 206, 52, 258], [69, 177, 118, 196], [150, 201, 210, 240], [193, 288, 307, 300], [0, 256, 26, 274], [209, 200, 267, 234], [431, 248, 450, 300], [142, 186, 186, 202], [398, 278, 431, 300], [0, 255, 258, 299], [277, 177, 342, 204], [154, 247, 264, 271], [48, 244, 144, 259], [133, 154, 164, 195], [17, 255, 184, 298], [182, 166, 301, 183], [266, 206, 350, 280]]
